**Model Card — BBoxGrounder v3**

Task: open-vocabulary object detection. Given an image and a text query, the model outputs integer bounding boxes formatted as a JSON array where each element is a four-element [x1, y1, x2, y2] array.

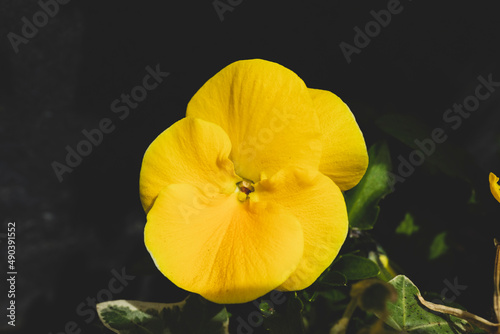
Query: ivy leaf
[[96, 295, 229, 334], [429, 232, 449, 260], [330, 254, 380, 281], [382, 275, 469, 333], [344, 141, 393, 230], [395, 212, 420, 236]]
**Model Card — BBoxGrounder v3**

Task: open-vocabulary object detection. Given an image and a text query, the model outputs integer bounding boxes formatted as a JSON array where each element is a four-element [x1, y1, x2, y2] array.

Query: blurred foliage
[[429, 232, 449, 260], [395, 213, 420, 236], [376, 114, 471, 182]]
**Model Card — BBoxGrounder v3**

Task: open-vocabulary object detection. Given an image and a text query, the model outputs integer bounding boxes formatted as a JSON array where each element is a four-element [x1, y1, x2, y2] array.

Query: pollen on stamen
[[236, 180, 254, 202], [240, 180, 254, 194]]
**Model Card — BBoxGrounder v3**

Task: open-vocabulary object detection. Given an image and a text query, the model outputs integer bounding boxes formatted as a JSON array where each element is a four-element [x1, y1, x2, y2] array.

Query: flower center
[[236, 180, 254, 202]]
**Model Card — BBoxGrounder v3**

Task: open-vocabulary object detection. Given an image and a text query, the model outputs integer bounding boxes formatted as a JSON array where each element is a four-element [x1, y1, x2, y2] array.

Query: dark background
[[1, 0, 500, 333]]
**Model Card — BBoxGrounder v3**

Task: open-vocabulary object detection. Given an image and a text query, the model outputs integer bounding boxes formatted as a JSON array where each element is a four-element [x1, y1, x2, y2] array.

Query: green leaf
[[429, 232, 449, 260], [318, 270, 348, 287], [382, 275, 468, 333], [395, 212, 420, 236], [330, 254, 380, 281], [97, 296, 229, 334], [319, 289, 348, 304], [344, 141, 393, 230]]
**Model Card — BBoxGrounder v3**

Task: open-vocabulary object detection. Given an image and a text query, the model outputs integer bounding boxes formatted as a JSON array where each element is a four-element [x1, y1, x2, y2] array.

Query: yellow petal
[[379, 254, 397, 278], [490, 172, 500, 203], [309, 88, 368, 191], [139, 117, 239, 213], [252, 168, 348, 291], [145, 184, 304, 304], [186, 59, 322, 183]]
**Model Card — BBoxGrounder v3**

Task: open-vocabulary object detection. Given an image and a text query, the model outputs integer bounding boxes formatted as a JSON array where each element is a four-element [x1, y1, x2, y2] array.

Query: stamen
[[240, 180, 254, 195], [236, 180, 255, 201]]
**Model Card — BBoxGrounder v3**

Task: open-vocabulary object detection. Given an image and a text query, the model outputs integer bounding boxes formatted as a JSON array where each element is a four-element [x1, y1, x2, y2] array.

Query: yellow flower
[[139, 59, 368, 303], [490, 172, 500, 203]]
